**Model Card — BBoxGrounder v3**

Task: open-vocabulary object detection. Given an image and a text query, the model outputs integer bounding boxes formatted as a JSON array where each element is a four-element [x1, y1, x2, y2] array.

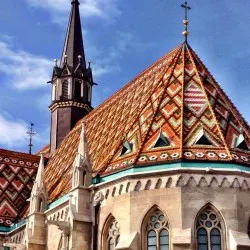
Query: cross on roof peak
[[181, 1, 191, 42]]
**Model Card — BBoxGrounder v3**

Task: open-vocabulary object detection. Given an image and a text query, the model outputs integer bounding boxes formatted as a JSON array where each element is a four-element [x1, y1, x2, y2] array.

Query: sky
[[0, 0, 249, 153]]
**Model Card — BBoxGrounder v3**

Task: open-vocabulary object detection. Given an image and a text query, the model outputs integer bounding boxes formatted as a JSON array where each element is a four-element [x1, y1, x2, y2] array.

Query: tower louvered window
[[146, 210, 169, 250], [196, 206, 223, 250], [62, 81, 68, 100]]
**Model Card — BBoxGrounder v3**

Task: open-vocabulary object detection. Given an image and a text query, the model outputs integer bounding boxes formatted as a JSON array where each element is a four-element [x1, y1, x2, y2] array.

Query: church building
[[1, 0, 250, 249]]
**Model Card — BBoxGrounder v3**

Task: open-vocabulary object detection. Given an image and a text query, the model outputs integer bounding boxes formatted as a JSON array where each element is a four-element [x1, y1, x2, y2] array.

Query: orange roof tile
[[45, 43, 250, 202]]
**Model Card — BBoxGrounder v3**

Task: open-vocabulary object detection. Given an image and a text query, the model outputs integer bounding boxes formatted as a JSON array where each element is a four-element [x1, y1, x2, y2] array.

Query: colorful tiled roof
[[0, 149, 40, 226], [45, 42, 250, 201]]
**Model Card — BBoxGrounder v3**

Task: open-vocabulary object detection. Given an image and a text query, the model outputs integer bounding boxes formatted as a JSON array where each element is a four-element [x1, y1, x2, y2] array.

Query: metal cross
[[26, 122, 36, 154], [181, 1, 191, 20]]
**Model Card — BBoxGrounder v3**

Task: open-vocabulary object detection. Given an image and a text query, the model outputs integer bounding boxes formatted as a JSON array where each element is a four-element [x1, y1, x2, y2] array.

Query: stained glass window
[[146, 210, 169, 250], [196, 207, 222, 250]]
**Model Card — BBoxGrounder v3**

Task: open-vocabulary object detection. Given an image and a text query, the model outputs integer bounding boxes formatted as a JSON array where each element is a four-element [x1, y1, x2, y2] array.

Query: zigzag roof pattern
[[45, 42, 250, 201], [0, 149, 40, 226]]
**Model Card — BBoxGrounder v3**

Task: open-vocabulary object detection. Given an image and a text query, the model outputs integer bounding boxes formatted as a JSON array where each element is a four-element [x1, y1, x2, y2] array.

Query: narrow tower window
[[196, 205, 224, 250], [62, 81, 68, 100], [84, 84, 89, 103], [75, 81, 82, 100]]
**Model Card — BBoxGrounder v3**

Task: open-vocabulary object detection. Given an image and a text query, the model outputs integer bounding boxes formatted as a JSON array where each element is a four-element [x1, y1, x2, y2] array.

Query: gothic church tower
[[49, 0, 94, 153]]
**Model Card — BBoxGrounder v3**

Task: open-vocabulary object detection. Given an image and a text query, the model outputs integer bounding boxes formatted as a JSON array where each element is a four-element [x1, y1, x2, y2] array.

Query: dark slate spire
[[61, 0, 86, 69]]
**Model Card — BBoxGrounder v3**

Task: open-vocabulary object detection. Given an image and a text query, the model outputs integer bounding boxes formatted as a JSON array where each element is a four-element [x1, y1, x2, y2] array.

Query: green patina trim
[[0, 219, 26, 233], [47, 193, 70, 210], [93, 162, 250, 184]]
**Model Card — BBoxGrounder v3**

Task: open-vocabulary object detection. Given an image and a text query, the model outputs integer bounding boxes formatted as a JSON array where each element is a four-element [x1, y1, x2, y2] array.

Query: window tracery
[[145, 210, 169, 250], [196, 207, 223, 250], [107, 219, 120, 250]]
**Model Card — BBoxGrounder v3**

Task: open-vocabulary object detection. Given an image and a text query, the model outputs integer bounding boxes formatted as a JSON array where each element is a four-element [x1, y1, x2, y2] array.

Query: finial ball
[[182, 31, 189, 37], [183, 19, 189, 25]]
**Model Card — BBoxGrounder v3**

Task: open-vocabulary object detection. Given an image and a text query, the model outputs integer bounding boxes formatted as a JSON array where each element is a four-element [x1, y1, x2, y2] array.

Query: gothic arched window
[[107, 219, 120, 250], [103, 216, 120, 250], [196, 205, 224, 250], [143, 208, 170, 250]]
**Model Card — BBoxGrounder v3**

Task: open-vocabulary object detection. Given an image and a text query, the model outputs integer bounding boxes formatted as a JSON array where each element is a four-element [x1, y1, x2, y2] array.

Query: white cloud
[[0, 114, 28, 148], [25, 0, 120, 22], [0, 31, 132, 91], [0, 40, 53, 90]]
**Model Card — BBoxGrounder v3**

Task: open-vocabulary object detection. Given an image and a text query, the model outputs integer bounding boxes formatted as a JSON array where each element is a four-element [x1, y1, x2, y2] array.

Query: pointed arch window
[[196, 205, 224, 250], [143, 209, 169, 250], [107, 219, 120, 250]]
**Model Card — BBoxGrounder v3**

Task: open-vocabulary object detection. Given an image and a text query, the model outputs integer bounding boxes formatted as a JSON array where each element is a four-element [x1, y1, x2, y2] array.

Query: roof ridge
[[188, 44, 250, 139], [133, 45, 184, 166], [186, 44, 232, 159], [82, 44, 183, 123], [0, 148, 40, 160]]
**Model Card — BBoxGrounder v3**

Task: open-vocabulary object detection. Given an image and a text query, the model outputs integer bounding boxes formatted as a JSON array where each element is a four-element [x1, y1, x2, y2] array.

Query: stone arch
[[242, 180, 249, 190], [176, 175, 185, 187], [105, 189, 110, 199], [187, 176, 197, 187], [112, 187, 116, 197], [155, 179, 162, 189], [102, 214, 120, 250], [126, 182, 130, 193], [221, 177, 230, 188], [145, 180, 152, 190], [141, 205, 170, 250], [231, 178, 240, 188], [119, 184, 124, 195], [134, 181, 142, 191], [198, 177, 208, 187], [193, 203, 226, 250], [209, 177, 220, 188], [166, 177, 173, 188]]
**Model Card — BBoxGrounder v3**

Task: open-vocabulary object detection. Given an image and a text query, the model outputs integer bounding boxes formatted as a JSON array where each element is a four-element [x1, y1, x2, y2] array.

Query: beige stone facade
[[2, 167, 250, 250]]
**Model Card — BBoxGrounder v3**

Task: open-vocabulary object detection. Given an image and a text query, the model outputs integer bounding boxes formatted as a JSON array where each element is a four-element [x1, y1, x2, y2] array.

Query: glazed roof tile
[[45, 43, 250, 201], [0, 149, 40, 226]]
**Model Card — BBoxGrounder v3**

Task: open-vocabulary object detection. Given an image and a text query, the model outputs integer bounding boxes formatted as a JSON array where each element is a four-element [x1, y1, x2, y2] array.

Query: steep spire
[[61, 0, 86, 69]]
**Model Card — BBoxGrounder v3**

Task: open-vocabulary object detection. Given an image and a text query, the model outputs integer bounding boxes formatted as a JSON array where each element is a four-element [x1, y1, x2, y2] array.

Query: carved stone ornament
[[93, 191, 104, 207]]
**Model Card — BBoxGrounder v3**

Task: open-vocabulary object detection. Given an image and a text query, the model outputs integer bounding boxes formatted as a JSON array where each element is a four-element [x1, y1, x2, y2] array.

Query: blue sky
[[0, 0, 249, 153]]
